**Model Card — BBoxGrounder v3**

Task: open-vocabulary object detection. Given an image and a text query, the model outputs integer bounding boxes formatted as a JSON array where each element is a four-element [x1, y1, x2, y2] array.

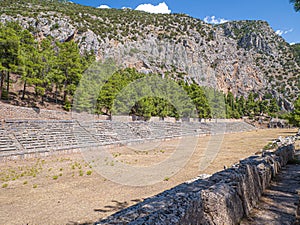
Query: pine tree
[[204, 88, 226, 119], [184, 83, 211, 119], [73, 59, 117, 113], [98, 68, 145, 115], [290, 97, 300, 127], [237, 96, 246, 116], [259, 100, 269, 115], [245, 93, 260, 117], [39, 36, 57, 102], [290, 0, 300, 12], [19, 29, 41, 100], [56, 40, 83, 108], [0, 23, 21, 99], [269, 98, 280, 114]]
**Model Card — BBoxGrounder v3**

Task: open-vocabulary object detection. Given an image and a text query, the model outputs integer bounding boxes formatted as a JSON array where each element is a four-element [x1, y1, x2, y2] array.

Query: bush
[[63, 100, 71, 111], [263, 142, 277, 150], [50, 23, 59, 31], [163, 177, 170, 181]]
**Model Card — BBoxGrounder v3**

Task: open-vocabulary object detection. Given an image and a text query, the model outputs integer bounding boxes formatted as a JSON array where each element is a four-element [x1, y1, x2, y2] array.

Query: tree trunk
[[55, 85, 58, 104], [41, 84, 45, 104], [63, 70, 68, 103], [6, 71, 10, 100], [35, 84, 38, 97], [63, 90, 67, 103], [63, 79, 68, 103], [0, 71, 3, 100], [22, 80, 26, 100]]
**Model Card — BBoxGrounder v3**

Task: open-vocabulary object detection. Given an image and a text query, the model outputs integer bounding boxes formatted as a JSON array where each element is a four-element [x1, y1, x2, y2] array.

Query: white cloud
[[204, 16, 228, 25], [122, 6, 132, 10], [275, 28, 293, 36], [98, 5, 110, 9], [135, 2, 171, 14], [290, 42, 296, 45], [275, 30, 284, 36]]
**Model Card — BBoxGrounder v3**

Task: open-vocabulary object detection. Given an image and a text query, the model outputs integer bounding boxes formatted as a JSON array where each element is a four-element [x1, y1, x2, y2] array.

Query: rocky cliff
[[1, 0, 299, 110]]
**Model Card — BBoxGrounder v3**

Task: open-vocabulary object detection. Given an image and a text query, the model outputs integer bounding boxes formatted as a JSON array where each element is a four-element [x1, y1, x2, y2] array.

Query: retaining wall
[[0, 102, 72, 120], [98, 144, 295, 225], [0, 102, 110, 120], [0, 102, 244, 123]]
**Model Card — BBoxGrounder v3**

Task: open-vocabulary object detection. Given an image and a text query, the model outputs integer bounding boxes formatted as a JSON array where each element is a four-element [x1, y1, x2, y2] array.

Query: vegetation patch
[[263, 142, 278, 150]]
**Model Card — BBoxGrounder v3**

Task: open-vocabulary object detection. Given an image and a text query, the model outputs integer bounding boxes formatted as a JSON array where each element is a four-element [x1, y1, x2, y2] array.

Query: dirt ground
[[0, 128, 298, 225]]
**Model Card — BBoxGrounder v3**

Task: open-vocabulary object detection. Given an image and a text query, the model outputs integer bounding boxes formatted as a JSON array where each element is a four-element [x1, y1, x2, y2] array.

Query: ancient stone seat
[[0, 119, 256, 158], [0, 128, 20, 157]]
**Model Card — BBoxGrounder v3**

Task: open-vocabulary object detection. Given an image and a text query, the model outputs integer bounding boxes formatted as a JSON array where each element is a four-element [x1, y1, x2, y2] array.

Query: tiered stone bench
[[0, 127, 20, 157], [0, 120, 255, 159], [80, 121, 119, 145], [4, 120, 97, 156]]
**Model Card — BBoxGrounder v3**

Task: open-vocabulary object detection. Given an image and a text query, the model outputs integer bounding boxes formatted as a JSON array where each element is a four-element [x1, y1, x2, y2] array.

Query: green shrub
[[263, 142, 277, 150], [163, 177, 170, 181]]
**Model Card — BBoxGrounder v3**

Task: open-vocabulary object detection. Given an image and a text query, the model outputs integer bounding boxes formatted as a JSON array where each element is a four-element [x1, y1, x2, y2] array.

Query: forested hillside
[[0, 22, 284, 120], [0, 0, 299, 120], [0, 21, 94, 110]]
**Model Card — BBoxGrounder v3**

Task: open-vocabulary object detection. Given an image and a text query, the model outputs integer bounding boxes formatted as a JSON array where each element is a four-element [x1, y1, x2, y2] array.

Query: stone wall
[[0, 102, 70, 120], [97, 144, 295, 225], [0, 102, 110, 121], [1, 102, 244, 123]]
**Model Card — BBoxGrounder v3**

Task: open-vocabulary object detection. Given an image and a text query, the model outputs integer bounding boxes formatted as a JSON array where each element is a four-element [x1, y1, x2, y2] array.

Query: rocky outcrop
[[98, 144, 295, 225]]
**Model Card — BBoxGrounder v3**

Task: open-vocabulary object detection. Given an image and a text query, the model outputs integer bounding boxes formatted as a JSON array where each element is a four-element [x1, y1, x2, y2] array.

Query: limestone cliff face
[[1, 1, 299, 109]]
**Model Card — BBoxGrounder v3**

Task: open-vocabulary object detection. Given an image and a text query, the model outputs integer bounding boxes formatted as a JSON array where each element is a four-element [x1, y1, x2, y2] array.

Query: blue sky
[[72, 0, 300, 44]]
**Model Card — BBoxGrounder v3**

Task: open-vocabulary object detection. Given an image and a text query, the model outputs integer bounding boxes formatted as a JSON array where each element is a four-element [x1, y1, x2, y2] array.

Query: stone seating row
[[3, 120, 96, 154], [0, 120, 255, 158], [0, 128, 22, 157]]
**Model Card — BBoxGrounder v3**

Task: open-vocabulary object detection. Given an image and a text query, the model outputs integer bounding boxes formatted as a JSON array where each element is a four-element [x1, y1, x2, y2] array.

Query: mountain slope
[[0, 0, 299, 110]]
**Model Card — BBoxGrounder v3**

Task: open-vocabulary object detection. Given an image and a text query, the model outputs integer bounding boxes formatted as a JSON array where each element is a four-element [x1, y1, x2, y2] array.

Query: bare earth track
[[0, 128, 297, 225]]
